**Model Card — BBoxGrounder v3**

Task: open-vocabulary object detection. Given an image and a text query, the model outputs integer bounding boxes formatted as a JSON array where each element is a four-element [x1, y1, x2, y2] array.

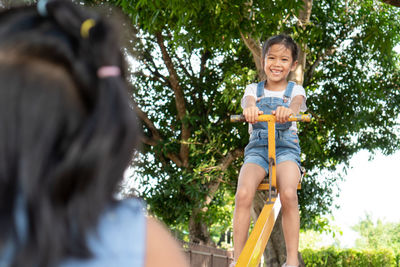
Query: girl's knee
[[280, 188, 298, 206], [235, 187, 253, 208]]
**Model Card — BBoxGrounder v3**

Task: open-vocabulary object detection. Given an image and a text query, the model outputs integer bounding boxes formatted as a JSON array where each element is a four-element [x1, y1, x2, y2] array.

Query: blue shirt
[[0, 198, 146, 267]]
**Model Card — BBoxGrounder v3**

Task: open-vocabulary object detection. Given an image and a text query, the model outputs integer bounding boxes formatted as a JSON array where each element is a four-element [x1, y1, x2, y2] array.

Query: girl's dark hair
[[261, 34, 299, 63], [0, 1, 139, 266]]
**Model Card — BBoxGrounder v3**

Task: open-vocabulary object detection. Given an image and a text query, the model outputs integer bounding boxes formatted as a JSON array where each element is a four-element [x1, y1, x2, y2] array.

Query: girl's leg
[[233, 163, 266, 262], [277, 161, 301, 266]]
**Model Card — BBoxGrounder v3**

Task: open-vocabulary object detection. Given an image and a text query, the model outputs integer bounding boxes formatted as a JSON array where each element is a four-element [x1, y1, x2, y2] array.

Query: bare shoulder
[[145, 217, 189, 267]]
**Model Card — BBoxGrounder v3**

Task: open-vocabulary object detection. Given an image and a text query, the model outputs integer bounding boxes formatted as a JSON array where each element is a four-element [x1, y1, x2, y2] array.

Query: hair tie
[[37, 0, 49, 16], [97, 66, 121, 78], [80, 19, 96, 38]]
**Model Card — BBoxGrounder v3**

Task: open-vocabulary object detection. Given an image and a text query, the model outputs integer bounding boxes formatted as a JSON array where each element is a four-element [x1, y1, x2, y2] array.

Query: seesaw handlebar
[[230, 114, 312, 123]]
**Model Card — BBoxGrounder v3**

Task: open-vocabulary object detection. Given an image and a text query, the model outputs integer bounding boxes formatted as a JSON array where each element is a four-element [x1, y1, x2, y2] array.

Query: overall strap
[[256, 81, 265, 98], [283, 81, 295, 102]]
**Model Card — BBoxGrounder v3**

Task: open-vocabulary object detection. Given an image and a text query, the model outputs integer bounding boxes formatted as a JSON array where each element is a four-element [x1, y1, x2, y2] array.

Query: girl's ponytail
[[0, 1, 139, 266]]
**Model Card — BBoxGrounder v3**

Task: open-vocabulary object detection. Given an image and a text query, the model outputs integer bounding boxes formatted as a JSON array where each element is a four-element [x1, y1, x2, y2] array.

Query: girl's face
[[264, 43, 297, 85]]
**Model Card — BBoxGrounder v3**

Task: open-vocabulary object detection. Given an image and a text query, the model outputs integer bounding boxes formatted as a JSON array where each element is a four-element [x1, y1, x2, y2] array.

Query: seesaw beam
[[236, 197, 281, 267], [258, 183, 301, 190]]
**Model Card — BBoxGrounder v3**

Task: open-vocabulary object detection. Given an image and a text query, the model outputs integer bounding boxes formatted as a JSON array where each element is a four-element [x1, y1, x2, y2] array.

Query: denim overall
[[243, 81, 301, 174], [0, 198, 146, 267]]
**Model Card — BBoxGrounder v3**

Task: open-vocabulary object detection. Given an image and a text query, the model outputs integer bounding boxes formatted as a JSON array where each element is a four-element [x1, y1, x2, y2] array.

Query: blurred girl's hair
[[0, 1, 139, 266]]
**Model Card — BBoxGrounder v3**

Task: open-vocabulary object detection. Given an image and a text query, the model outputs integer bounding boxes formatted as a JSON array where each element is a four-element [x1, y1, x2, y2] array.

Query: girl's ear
[[291, 60, 298, 71]]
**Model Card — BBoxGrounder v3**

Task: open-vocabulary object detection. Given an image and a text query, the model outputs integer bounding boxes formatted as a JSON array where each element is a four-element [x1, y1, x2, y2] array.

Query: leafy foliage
[[85, 0, 400, 243], [302, 247, 396, 266], [353, 214, 400, 252]]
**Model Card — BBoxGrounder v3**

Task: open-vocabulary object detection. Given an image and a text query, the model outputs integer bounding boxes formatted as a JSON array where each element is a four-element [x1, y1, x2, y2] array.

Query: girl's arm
[[274, 95, 305, 123], [288, 95, 305, 114], [242, 96, 263, 124]]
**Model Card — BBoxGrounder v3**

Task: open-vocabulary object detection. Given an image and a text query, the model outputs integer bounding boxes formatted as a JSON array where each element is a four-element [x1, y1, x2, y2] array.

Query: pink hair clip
[[97, 66, 121, 78]]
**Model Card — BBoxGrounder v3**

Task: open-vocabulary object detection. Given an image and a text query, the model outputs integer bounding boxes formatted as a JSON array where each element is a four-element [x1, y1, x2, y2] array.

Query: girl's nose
[[270, 60, 280, 67]]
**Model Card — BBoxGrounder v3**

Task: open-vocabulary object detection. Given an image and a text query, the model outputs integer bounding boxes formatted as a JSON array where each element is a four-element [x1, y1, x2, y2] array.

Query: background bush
[[302, 247, 398, 266]]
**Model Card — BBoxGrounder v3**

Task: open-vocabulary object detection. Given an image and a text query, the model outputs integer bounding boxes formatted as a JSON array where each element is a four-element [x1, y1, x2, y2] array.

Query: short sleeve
[[59, 198, 146, 267], [241, 83, 258, 109], [291, 84, 307, 112]]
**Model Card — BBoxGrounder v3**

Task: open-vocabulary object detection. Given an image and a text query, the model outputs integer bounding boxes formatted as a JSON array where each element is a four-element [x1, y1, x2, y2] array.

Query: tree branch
[[155, 31, 191, 167], [133, 103, 184, 167], [198, 49, 211, 115], [298, 0, 313, 26], [304, 20, 357, 85], [155, 32, 186, 119], [289, 0, 313, 85], [199, 49, 210, 80], [133, 104, 161, 141], [240, 31, 266, 81], [381, 0, 400, 7], [202, 148, 244, 210], [219, 148, 244, 171], [304, 46, 337, 85]]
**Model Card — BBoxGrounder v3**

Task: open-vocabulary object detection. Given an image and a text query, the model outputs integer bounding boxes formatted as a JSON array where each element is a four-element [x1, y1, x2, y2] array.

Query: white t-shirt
[[241, 82, 307, 132]]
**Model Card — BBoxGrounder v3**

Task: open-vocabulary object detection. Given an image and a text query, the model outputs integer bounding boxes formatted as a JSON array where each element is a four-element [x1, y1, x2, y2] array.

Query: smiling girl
[[232, 35, 307, 267]]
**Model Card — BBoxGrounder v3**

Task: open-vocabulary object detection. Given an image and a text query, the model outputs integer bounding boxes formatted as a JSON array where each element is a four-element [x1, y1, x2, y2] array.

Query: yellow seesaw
[[230, 114, 311, 267]]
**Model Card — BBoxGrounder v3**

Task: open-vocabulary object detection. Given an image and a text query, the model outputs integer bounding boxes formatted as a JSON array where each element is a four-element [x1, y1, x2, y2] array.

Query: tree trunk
[[188, 149, 243, 245], [189, 208, 212, 245], [288, 0, 312, 85]]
